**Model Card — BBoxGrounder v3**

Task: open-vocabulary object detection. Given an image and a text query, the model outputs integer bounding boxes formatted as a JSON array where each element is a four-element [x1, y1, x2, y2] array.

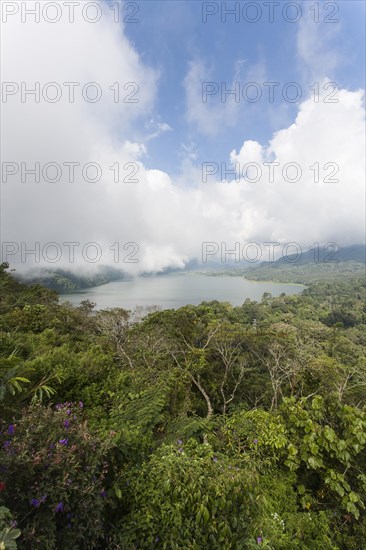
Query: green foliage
[[0, 357, 30, 402], [110, 380, 174, 461], [223, 408, 288, 466], [118, 440, 260, 549], [0, 507, 21, 550], [0, 354, 63, 418], [0, 263, 58, 316], [0, 263, 365, 548], [3, 304, 51, 333], [261, 508, 337, 549], [280, 396, 366, 520]]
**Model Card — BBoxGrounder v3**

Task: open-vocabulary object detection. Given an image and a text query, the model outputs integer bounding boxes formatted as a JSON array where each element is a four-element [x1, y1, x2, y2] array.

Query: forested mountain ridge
[[0, 262, 365, 549], [215, 245, 366, 285], [243, 260, 366, 284], [275, 244, 366, 265]]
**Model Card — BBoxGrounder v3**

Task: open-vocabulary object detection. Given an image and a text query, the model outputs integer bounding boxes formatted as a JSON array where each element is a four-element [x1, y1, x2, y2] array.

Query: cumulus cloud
[[229, 87, 365, 245], [1, 2, 365, 275]]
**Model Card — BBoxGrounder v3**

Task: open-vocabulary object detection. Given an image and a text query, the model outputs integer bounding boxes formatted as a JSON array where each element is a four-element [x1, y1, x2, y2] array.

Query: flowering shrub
[[0, 403, 113, 548]]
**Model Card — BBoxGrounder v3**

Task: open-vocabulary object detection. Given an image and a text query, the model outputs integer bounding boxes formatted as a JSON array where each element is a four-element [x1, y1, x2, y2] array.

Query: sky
[[1, 0, 365, 273]]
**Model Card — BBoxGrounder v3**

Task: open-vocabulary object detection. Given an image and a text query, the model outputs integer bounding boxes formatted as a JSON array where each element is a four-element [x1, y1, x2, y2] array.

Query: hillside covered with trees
[[0, 262, 365, 549]]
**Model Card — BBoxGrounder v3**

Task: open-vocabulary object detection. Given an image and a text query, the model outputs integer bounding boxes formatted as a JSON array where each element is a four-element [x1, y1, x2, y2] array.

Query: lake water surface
[[61, 273, 305, 310]]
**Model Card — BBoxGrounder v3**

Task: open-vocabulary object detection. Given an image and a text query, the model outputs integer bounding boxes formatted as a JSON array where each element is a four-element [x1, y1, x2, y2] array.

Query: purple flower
[[253, 439, 258, 444], [257, 536, 263, 544], [3, 441, 10, 449], [100, 489, 107, 498], [177, 439, 183, 445], [155, 537, 160, 543], [66, 409, 71, 416], [63, 420, 70, 429], [55, 502, 64, 513], [7, 424, 15, 435], [213, 456, 218, 462], [58, 438, 68, 446], [79, 401, 84, 408], [31, 495, 47, 507]]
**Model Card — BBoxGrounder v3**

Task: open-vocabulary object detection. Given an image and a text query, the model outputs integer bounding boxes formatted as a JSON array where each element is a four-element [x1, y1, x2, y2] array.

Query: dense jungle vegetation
[[0, 261, 365, 549]]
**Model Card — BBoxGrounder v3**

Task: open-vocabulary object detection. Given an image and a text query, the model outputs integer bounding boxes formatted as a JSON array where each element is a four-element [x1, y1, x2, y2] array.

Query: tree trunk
[[189, 373, 213, 420]]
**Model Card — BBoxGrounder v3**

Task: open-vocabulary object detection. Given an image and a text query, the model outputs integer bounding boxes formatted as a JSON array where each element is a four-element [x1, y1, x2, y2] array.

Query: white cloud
[[1, 2, 365, 275], [231, 87, 365, 246], [145, 117, 172, 141]]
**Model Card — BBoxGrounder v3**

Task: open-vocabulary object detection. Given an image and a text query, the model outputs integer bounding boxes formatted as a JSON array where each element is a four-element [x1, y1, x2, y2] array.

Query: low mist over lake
[[61, 273, 305, 310]]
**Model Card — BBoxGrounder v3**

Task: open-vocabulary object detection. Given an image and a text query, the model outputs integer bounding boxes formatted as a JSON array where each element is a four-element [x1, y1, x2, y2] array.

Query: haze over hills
[[10, 244, 365, 292]]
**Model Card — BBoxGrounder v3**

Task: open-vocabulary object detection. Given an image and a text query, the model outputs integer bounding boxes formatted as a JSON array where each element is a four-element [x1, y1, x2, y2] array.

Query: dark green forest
[[1, 262, 366, 549]]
